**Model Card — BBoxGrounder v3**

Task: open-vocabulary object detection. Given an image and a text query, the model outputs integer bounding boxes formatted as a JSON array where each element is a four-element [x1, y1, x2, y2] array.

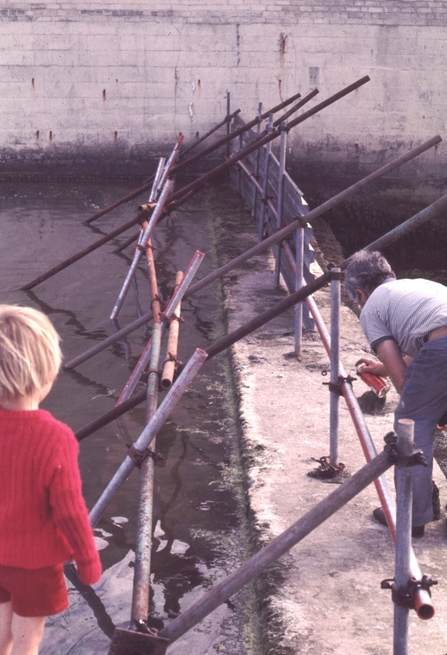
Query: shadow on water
[[0, 180, 259, 654]]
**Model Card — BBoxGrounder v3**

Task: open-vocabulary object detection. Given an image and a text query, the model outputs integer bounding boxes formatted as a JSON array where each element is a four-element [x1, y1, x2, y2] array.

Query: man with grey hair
[[345, 250, 447, 537]]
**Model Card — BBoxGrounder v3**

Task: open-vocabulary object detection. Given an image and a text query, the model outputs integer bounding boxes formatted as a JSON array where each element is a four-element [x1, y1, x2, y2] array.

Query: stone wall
[[0, 1, 446, 188]]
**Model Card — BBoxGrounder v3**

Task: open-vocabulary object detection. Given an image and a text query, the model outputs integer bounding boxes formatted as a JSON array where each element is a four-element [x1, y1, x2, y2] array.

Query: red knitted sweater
[[0, 407, 101, 585]]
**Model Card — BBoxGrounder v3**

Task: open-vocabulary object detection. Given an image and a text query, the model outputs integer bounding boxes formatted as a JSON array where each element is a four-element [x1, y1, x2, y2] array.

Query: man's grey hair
[[344, 250, 396, 302]]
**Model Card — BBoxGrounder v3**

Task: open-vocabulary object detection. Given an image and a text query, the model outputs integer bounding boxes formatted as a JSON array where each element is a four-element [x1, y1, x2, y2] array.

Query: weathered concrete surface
[[225, 245, 447, 654], [2, 2, 447, 184]]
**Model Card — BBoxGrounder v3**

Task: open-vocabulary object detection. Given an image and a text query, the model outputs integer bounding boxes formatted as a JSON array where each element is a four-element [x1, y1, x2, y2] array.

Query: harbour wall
[[1, 1, 446, 198]]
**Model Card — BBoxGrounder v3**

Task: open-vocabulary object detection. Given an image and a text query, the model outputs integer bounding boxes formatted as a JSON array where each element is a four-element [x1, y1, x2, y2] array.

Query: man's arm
[[375, 339, 408, 393]]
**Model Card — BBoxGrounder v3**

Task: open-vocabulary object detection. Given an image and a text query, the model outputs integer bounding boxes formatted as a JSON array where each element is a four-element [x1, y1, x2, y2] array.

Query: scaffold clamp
[[383, 431, 428, 468], [127, 443, 164, 468], [322, 372, 355, 395], [381, 575, 438, 609]]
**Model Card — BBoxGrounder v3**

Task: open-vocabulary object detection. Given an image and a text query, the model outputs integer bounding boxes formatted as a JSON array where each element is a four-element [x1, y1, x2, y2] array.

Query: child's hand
[[76, 555, 102, 586]]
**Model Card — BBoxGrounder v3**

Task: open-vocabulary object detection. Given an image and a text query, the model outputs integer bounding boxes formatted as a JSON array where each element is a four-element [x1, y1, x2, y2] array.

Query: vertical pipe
[[294, 227, 304, 356], [131, 321, 162, 625], [237, 130, 243, 194], [226, 91, 232, 186], [252, 102, 263, 220], [304, 294, 433, 618], [258, 113, 274, 242], [393, 419, 414, 654], [131, 240, 163, 624], [329, 269, 341, 467], [274, 121, 287, 288]]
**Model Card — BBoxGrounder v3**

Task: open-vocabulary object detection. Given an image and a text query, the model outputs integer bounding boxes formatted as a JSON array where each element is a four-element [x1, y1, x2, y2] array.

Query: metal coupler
[[381, 575, 438, 609]]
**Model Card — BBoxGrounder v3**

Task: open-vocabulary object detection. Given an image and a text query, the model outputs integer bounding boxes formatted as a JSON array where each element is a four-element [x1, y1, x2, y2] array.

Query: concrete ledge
[[225, 245, 447, 653]]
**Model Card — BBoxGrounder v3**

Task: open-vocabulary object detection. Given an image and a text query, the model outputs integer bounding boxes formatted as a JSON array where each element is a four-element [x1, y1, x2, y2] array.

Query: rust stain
[[197, 79, 201, 90], [114, 131, 118, 141], [35, 130, 39, 142], [49, 131, 53, 144], [280, 33, 287, 55], [31, 78, 35, 89], [103, 89, 106, 101]]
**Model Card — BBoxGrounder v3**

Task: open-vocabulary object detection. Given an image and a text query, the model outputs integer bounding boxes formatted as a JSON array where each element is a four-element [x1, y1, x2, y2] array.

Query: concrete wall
[[0, 1, 446, 186]]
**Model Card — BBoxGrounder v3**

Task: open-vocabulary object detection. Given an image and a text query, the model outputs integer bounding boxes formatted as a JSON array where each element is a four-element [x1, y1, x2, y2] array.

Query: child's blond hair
[[0, 305, 62, 400]]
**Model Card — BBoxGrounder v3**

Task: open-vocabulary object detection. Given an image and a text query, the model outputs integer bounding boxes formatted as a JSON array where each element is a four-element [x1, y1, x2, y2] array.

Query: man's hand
[[355, 357, 388, 378]]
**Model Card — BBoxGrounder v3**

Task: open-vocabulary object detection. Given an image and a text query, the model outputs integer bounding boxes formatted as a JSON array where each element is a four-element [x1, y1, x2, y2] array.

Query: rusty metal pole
[[115, 250, 204, 404], [131, 241, 164, 628], [131, 321, 161, 627], [161, 271, 183, 390], [272, 89, 319, 127], [258, 114, 274, 242], [110, 179, 174, 320], [181, 109, 242, 159], [274, 121, 287, 287]]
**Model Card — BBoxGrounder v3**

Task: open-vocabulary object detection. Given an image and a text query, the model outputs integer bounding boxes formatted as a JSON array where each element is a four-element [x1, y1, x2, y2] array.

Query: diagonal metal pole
[[83, 92, 303, 226], [73, 189, 447, 443], [21, 215, 141, 290], [110, 179, 174, 319], [184, 134, 442, 298], [181, 108, 242, 159], [204, 185, 447, 361], [158, 447, 395, 645], [22, 80, 366, 292], [89, 348, 208, 527], [164, 77, 370, 211]]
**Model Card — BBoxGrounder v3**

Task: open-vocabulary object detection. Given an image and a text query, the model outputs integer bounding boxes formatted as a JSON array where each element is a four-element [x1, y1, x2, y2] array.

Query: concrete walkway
[[225, 246, 447, 654]]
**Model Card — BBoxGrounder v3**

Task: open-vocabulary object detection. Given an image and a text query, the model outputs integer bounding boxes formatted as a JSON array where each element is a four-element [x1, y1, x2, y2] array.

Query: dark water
[[0, 181, 258, 654]]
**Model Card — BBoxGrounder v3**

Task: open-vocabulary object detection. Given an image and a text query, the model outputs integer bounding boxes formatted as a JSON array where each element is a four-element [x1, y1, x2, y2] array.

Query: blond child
[[0, 305, 102, 655]]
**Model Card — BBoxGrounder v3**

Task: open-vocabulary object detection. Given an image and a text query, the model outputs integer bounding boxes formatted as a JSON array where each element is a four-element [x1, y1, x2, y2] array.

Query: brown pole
[[161, 271, 183, 390]]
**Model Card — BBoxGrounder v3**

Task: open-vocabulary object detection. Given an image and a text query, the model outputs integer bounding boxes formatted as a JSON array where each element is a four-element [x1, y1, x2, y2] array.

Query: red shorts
[[0, 563, 69, 617]]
